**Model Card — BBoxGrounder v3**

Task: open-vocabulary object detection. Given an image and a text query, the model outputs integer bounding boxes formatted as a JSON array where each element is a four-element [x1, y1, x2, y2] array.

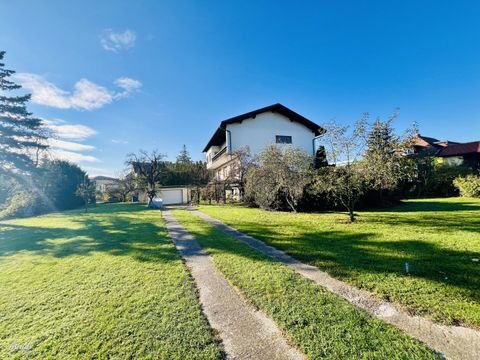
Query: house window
[[276, 135, 292, 144]]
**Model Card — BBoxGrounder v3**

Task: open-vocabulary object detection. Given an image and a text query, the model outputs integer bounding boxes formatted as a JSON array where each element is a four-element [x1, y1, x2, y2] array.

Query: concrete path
[[192, 209, 480, 360], [163, 210, 304, 360]]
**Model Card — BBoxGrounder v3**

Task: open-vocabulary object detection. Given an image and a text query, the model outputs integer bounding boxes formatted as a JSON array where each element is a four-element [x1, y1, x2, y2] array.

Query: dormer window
[[276, 135, 292, 144]]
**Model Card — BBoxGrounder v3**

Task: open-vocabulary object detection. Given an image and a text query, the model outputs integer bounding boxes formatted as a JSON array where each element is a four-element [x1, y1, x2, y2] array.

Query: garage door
[[160, 189, 183, 205]]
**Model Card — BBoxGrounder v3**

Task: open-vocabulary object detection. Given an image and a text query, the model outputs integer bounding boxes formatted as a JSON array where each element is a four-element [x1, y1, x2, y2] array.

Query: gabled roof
[[203, 103, 325, 152], [92, 176, 119, 181], [438, 141, 480, 157], [415, 134, 441, 147]]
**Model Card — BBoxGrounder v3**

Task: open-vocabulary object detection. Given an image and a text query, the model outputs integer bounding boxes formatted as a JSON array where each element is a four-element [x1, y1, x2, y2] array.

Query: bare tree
[[225, 146, 253, 201], [76, 176, 96, 213], [126, 150, 166, 206], [315, 118, 367, 222], [110, 170, 137, 202]]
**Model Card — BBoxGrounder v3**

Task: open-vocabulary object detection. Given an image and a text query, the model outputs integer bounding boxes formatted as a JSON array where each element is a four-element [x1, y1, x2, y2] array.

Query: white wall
[[443, 156, 464, 167], [226, 112, 316, 156]]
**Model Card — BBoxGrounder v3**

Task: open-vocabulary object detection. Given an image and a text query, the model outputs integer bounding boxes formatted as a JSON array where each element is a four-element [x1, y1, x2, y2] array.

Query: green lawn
[[174, 210, 438, 359], [0, 204, 222, 359], [198, 198, 480, 328]]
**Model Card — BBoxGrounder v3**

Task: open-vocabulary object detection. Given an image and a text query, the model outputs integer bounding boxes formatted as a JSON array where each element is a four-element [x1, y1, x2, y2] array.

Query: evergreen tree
[[0, 51, 47, 174], [176, 144, 192, 166], [363, 112, 415, 193]]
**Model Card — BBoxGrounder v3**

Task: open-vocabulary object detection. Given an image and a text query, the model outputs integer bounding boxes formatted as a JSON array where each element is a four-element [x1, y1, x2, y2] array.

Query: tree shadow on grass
[[361, 199, 480, 232], [216, 218, 480, 305], [383, 199, 480, 213], [0, 204, 178, 263]]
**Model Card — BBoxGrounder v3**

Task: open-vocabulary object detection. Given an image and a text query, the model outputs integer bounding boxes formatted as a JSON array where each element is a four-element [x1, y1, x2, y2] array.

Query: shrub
[[245, 145, 313, 212], [453, 175, 480, 198], [0, 191, 45, 219]]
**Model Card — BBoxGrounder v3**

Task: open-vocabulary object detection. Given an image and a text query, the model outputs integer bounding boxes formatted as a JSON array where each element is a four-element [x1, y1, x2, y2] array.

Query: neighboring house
[[203, 103, 325, 184], [438, 141, 480, 169], [413, 134, 480, 170], [92, 176, 120, 193]]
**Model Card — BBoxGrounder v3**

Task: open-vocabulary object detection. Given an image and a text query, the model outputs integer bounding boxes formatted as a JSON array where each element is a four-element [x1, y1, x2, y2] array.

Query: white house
[[92, 176, 120, 193], [203, 103, 325, 186]]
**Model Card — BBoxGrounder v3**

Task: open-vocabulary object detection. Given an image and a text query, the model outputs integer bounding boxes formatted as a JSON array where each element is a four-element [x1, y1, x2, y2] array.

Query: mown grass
[[198, 198, 480, 328], [174, 209, 439, 359], [0, 204, 222, 359]]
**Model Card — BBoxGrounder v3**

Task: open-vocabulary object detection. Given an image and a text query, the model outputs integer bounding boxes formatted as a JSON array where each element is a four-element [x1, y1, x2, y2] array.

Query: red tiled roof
[[438, 141, 480, 157]]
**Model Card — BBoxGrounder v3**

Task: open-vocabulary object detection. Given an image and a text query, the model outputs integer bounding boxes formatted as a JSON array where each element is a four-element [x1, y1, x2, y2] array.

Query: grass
[[198, 197, 480, 328], [174, 209, 438, 359], [0, 204, 222, 359]]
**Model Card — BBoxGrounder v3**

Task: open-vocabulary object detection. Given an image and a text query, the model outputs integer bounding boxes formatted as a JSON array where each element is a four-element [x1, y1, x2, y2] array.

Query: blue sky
[[2, 1, 480, 176]]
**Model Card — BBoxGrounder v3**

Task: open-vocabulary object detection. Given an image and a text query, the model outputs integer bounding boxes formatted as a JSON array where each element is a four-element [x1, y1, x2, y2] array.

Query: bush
[[0, 191, 45, 219], [245, 146, 313, 212], [453, 175, 480, 197], [403, 159, 474, 198]]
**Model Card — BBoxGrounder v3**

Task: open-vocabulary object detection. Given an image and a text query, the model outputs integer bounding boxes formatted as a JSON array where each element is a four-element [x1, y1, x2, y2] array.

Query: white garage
[[159, 187, 189, 205]]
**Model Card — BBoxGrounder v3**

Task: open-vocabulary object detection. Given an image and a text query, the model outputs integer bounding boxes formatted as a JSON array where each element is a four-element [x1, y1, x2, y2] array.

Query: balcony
[[207, 146, 232, 170]]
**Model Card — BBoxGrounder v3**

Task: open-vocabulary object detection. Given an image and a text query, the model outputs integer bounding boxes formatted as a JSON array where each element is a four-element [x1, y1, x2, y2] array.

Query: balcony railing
[[211, 146, 227, 162]]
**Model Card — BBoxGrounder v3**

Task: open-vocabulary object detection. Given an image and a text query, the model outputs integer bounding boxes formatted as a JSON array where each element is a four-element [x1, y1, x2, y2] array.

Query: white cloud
[[40, 119, 99, 163], [14, 73, 142, 110], [70, 79, 113, 110], [48, 138, 95, 152], [43, 119, 97, 140], [14, 73, 71, 109], [52, 149, 100, 163], [115, 77, 142, 94], [111, 139, 129, 144], [100, 29, 136, 53]]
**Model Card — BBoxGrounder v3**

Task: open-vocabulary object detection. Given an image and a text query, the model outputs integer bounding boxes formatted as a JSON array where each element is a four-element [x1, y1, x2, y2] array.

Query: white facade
[[227, 112, 316, 156], [205, 110, 320, 182], [93, 177, 119, 193], [159, 187, 190, 205]]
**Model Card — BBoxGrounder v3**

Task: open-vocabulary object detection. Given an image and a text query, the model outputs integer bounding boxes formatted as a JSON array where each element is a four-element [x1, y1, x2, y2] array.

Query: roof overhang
[[203, 103, 325, 152]]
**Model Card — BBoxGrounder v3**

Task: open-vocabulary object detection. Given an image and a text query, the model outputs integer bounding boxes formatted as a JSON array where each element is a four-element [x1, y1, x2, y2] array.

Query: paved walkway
[[192, 209, 480, 360], [163, 210, 304, 360]]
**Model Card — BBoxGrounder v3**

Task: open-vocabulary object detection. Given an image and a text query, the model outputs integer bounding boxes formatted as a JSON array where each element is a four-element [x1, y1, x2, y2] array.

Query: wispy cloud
[[43, 119, 97, 139], [14, 73, 142, 110], [48, 138, 95, 152], [115, 77, 142, 96], [100, 29, 136, 53], [40, 119, 99, 163], [52, 149, 100, 163], [111, 139, 129, 145]]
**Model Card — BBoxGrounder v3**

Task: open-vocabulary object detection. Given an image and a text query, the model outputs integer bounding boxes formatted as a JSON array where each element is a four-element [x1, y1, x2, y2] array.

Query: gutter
[[312, 128, 327, 155], [225, 128, 232, 153]]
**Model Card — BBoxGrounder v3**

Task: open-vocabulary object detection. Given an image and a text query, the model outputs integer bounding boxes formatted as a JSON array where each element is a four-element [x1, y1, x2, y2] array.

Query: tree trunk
[[348, 208, 355, 222]]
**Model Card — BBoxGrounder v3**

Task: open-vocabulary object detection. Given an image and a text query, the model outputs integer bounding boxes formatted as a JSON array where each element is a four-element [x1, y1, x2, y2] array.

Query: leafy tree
[[126, 150, 166, 206], [0, 51, 47, 174], [363, 112, 416, 198], [1, 160, 88, 219], [246, 145, 313, 212], [40, 160, 88, 210], [315, 119, 367, 222]]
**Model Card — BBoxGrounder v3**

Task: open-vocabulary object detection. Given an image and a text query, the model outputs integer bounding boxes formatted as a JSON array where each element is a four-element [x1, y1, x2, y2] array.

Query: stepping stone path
[[192, 209, 480, 360], [163, 210, 304, 360]]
